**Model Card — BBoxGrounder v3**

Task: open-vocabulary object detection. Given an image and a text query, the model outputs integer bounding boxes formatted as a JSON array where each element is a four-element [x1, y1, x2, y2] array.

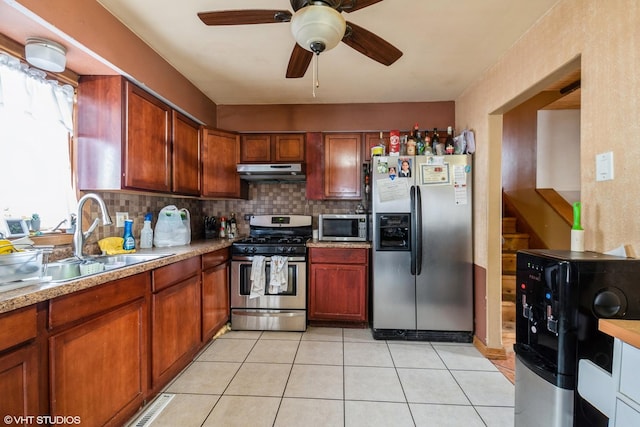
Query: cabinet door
[[151, 274, 201, 389], [202, 128, 248, 199], [0, 343, 39, 421], [49, 297, 148, 427], [309, 263, 368, 322], [274, 134, 305, 162], [125, 82, 171, 192], [241, 134, 272, 162], [324, 133, 362, 199], [202, 262, 230, 342], [172, 111, 201, 195]]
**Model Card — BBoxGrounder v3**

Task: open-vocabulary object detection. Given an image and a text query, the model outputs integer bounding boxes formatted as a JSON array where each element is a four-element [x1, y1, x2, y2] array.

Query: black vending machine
[[514, 249, 640, 427]]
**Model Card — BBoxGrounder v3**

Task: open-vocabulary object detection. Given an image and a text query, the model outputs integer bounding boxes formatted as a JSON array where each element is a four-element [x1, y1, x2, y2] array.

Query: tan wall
[[13, 0, 217, 125], [456, 0, 640, 347]]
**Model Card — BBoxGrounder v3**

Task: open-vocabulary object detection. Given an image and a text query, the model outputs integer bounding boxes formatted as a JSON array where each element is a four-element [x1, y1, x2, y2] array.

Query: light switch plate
[[115, 212, 129, 228], [596, 152, 614, 182]]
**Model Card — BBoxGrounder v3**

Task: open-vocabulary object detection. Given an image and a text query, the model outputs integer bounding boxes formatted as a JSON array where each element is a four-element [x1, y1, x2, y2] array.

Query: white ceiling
[[6, 0, 561, 106]]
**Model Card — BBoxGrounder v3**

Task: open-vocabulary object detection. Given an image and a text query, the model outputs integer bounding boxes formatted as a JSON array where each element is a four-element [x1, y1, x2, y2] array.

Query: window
[[0, 52, 77, 232]]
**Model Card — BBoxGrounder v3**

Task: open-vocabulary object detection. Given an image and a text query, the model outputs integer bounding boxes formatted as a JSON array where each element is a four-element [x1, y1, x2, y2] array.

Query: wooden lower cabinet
[[151, 257, 201, 390], [48, 274, 149, 427], [0, 305, 40, 421], [308, 248, 369, 324], [202, 248, 230, 342]]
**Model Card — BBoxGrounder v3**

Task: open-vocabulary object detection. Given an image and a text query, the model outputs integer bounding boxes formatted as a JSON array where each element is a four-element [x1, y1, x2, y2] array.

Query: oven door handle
[[232, 256, 306, 263]]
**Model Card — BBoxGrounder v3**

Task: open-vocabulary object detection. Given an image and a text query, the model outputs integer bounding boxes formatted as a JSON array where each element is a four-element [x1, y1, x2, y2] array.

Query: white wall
[[536, 109, 581, 203]]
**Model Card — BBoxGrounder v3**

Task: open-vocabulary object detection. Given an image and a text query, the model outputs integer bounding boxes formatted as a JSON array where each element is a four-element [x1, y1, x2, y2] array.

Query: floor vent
[[129, 393, 175, 427]]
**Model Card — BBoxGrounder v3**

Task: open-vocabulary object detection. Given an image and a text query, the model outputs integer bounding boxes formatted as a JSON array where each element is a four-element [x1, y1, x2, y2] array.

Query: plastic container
[[0, 249, 44, 283], [140, 213, 154, 249]]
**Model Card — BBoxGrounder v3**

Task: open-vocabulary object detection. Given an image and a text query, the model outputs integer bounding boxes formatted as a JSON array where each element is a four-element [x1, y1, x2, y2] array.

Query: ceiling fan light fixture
[[25, 37, 67, 72], [291, 5, 346, 54]]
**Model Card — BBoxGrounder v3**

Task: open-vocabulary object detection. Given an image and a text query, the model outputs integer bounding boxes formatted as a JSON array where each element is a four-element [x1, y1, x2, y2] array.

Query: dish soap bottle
[[140, 213, 154, 249], [123, 219, 136, 251]]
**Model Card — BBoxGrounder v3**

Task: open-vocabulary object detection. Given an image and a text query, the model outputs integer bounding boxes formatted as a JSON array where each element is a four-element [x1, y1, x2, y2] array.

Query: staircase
[[501, 216, 530, 351]]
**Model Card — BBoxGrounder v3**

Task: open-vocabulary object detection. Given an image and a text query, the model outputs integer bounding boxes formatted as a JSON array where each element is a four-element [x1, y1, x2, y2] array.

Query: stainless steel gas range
[[230, 215, 312, 331]]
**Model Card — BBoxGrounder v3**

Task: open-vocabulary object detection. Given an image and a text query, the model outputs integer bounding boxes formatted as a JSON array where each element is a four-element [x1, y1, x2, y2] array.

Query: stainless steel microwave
[[318, 214, 368, 242]]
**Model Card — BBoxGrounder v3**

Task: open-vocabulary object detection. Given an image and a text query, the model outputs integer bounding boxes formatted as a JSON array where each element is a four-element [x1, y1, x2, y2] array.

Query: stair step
[[502, 233, 530, 251], [502, 301, 516, 323], [502, 275, 516, 302], [502, 253, 517, 274], [502, 217, 517, 234]]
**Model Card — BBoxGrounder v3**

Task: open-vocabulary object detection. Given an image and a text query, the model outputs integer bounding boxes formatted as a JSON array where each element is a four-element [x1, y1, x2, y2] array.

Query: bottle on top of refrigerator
[[424, 129, 432, 154], [140, 213, 154, 249], [431, 128, 442, 155], [445, 126, 455, 155]]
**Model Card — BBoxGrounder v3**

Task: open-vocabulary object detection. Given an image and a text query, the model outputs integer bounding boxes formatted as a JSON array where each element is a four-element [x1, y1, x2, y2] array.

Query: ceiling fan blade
[[341, 0, 384, 13], [198, 10, 291, 26], [342, 21, 402, 66], [286, 44, 314, 78]]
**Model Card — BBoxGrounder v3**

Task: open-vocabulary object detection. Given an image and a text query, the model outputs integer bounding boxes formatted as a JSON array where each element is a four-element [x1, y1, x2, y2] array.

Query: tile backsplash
[[81, 183, 362, 249]]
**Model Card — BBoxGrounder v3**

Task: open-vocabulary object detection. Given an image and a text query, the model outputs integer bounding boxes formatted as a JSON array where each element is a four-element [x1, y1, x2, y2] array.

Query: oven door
[[231, 256, 306, 309]]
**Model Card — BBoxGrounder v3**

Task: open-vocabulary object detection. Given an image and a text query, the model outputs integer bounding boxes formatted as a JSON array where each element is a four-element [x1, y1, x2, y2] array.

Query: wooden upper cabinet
[[202, 128, 248, 199], [77, 75, 201, 196], [172, 111, 201, 195], [124, 83, 172, 192], [274, 134, 305, 162], [240, 134, 271, 162], [240, 133, 305, 163], [323, 133, 362, 199]]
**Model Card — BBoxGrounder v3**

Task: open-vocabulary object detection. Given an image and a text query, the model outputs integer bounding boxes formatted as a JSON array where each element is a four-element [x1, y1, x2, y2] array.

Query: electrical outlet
[[244, 214, 252, 221], [115, 212, 129, 228]]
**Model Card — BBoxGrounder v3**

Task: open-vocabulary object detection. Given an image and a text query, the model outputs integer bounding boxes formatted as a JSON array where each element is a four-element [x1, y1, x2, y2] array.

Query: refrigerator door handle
[[410, 185, 417, 275], [416, 185, 423, 275]]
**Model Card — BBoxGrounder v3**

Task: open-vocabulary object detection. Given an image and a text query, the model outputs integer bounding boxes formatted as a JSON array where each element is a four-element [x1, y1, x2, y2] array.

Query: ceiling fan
[[198, 0, 403, 78]]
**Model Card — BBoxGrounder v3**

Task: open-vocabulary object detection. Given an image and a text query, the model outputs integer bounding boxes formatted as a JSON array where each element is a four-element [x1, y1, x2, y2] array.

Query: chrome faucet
[[73, 193, 112, 259]]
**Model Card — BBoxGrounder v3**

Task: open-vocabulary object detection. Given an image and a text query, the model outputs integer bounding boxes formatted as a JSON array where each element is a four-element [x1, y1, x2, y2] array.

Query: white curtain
[[0, 52, 77, 230]]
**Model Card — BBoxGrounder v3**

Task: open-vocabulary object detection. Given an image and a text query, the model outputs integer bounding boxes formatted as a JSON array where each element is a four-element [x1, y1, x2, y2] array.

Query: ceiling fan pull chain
[[312, 53, 320, 97]]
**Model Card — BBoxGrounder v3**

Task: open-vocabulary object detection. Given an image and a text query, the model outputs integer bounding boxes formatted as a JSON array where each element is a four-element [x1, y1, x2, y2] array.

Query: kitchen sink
[[44, 253, 171, 282], [88, 253, 169, 268]]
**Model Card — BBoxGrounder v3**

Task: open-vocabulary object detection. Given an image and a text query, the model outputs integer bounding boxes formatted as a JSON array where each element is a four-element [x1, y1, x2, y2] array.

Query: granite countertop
[[599, 319, 640, 349], [306, 240, 372, 249], [0, 239, 234, 314]]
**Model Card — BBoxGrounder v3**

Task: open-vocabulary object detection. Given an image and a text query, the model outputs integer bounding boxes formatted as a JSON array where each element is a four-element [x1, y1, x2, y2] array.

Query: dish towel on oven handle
[[269, 255, 288, 294], [249, 255, 266, 299]]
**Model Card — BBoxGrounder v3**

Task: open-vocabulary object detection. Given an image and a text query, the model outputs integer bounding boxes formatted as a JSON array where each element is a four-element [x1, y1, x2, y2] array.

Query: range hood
[[236, 163, 306, 181]]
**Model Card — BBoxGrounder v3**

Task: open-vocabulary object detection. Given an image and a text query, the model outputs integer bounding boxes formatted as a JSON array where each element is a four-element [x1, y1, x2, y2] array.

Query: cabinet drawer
[[202, 248, 230, 270], [310, 248, 368, 264], [620, 342, 640, 405], [0, 306, 37, 351], [49, 273, 149, 330], [152, 257, 200, 292]]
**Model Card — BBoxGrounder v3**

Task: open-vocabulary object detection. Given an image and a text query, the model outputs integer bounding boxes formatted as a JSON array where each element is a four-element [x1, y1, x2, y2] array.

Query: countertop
[[599, 319, 640, 349], [307, 240, 372, 249], [0, 239, 234, 314], [0, 239, 373, 314]]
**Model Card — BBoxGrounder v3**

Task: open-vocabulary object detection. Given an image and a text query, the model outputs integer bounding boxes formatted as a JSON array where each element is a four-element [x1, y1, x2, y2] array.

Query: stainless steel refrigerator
[[371, 154, 473, 342]]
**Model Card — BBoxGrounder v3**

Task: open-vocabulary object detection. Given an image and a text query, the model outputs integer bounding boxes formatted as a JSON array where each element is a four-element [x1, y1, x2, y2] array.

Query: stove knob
[[251, 247, 258, 254]]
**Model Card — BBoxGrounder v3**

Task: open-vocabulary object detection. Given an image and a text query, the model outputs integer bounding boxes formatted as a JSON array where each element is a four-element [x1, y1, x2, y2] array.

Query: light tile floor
[[128, 327, 515, 427]]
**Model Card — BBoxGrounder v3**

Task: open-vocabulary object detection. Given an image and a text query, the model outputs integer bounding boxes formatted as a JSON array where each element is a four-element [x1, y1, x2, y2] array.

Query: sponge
[[98, 237, 136, 255]]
